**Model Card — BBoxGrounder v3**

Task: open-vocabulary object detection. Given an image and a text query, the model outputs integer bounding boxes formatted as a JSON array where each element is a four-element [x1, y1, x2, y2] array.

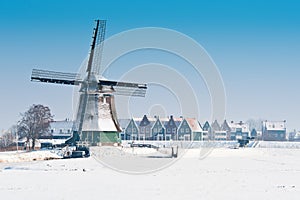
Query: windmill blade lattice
[[90, 20, 106, 76]]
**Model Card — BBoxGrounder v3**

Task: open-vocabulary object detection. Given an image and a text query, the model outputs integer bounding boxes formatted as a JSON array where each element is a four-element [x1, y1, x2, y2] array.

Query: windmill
[[31, 20, 147, 145]]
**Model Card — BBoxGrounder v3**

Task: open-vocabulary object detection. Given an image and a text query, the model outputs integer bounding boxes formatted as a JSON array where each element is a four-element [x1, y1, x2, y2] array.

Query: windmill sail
[[31, 69, 81, 85], [99, 80, 147, 97], [86, 20, 106, 77]]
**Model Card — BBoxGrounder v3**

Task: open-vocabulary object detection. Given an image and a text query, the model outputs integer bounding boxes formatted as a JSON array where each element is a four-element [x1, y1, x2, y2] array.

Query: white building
[[262, 120, 286, 141], [228, 121, 250, 140], [49, 119, 74, 139]]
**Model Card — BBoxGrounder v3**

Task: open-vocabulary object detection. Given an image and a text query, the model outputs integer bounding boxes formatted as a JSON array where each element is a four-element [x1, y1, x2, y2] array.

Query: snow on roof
[[228, 121, 249, 133], [50, 120, 73, 130], [38, 139, 68, 145], [263, 121, 286, 131], [186, 118, 202, 132], [118, 119, 131, 129]]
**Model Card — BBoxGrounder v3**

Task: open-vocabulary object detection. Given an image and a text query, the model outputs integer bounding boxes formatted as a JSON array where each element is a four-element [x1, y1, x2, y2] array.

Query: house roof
[[138, 115, 156, 128], [211, 120, 221, 131], [151, 118, 165, 129], [202, 121, 211, 131], [50, 120, 74, 130], [186, 118, 202, 132], [221, 120, 231, 131], [118, 119, 131, 129], [163, 116, 183, 127], [138, 115, 184, 128], [263, 121, 286, 131], [228, 121, 249, 132]]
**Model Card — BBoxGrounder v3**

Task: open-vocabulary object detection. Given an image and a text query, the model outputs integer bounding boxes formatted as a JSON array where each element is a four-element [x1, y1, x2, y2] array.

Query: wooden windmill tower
[[31, 20, 147, 145]]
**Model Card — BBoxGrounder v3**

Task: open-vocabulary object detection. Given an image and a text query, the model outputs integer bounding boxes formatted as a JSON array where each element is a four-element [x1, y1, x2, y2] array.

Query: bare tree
[[17, 104, 53, 150], [0, 130, 14, 148], [0, 125, 19, 149], [246, 118, 265, 132]]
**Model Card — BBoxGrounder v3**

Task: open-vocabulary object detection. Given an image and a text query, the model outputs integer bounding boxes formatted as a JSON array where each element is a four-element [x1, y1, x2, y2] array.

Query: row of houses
[[48, 117, 287, 142], [119, 116, 287, 141], [118, 115, 202, 141]]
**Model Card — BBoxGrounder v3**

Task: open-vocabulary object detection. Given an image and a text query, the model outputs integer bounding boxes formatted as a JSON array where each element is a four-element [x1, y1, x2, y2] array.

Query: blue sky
[[0, 0, 300, 131]]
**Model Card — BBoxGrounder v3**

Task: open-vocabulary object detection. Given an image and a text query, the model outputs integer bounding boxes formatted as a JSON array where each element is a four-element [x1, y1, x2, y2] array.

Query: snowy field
[[0, 146, 300, 200]]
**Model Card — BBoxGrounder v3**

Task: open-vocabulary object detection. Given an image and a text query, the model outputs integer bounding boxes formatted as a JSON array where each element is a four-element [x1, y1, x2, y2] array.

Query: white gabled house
[[228, 121, 250, 140], [49, 119, 74, 139], [262, 120, 286, 141]]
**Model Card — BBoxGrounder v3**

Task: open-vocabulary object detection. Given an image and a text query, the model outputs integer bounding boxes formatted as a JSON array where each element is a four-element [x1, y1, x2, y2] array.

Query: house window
[[167, 128, 170, 133], [132, 128, 136, 133], [186, 128, 190, 133], [146, 129, 150, 133], [180, 129, 184, 133], [59, 129, 63, 134], [51, 129, 54, 134], [153, 128, 158, 133], [172, 128, 176, 133]]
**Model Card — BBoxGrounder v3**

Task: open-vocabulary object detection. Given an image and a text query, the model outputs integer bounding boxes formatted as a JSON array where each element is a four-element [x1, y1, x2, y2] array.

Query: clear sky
[[0, 0, 299, 132]]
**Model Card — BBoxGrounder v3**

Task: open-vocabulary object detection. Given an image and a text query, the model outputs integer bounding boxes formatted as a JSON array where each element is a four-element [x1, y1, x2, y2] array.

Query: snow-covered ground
[[0, 147, 299, 200], [0, 150, 62, 163]]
